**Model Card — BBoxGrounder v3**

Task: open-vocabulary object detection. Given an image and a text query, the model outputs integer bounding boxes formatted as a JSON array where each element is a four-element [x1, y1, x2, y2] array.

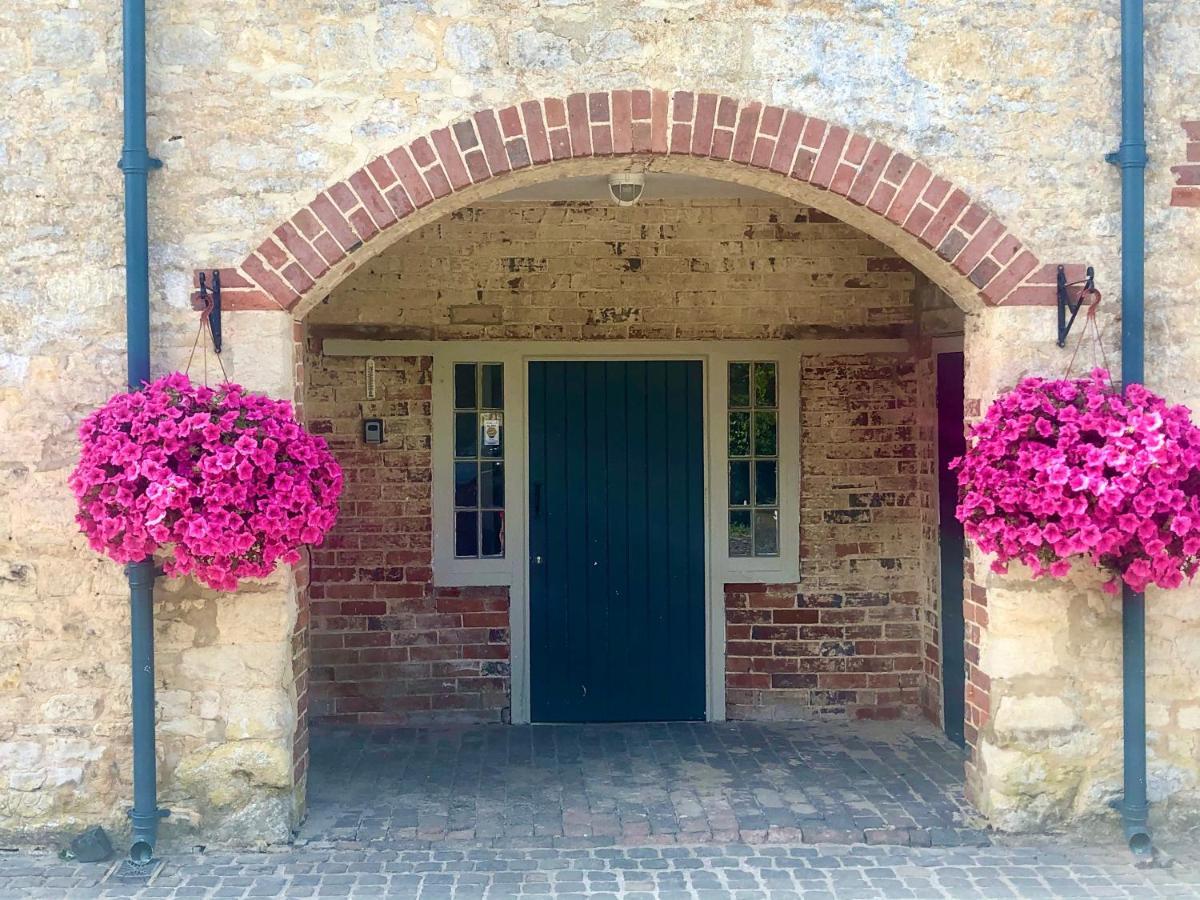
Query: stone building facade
[[1, 0, 1199, 846]]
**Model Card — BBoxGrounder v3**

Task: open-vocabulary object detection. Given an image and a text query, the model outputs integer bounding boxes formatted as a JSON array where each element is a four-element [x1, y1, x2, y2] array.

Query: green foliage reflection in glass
[[728, 361, 779, 558], [453, 362, 505, 558]]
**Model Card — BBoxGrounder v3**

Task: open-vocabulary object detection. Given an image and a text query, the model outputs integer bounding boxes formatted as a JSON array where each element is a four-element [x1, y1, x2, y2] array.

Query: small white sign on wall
[[482, 412, 503, 447], [365, 357, 377, 400]]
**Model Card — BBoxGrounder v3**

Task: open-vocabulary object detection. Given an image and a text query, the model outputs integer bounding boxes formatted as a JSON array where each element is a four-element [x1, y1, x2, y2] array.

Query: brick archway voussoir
[[197, 89, 1077, 315]]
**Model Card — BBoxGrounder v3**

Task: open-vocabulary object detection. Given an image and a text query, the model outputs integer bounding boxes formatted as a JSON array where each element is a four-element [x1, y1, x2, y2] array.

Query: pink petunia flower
[[955, 368, 1200, 595], [69, 373, 343, 591]]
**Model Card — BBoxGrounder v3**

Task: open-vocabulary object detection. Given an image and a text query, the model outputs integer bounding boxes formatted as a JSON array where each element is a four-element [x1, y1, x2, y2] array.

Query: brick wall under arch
[[195, 89, 1087, 320]]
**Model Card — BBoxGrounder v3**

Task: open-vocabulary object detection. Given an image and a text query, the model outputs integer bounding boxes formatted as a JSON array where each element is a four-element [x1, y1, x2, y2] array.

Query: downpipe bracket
[[117, 149, 163, 173], [127, 807, 172, 822], [1105, 142, 1149, 169]]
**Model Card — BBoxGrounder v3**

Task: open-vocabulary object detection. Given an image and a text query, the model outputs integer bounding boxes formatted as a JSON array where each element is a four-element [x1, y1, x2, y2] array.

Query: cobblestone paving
[[8, 722, 1196, 897], [304, 721, 984, 848], [2, 840, 1198, 898]]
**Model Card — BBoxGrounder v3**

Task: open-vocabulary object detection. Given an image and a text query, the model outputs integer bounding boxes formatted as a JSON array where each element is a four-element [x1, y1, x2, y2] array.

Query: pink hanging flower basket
[[69, 373, 343, 591], [952, 369, 1200, 594]]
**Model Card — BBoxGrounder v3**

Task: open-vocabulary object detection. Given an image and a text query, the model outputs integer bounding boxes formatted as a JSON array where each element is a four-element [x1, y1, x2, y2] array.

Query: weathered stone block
[[993, 695, 1078, 735]]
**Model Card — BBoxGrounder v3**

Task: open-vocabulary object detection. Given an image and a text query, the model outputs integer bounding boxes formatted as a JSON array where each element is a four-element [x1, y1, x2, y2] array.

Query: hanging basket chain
[[185, 289, 229, 386], [1063, 282, 1107, 380]]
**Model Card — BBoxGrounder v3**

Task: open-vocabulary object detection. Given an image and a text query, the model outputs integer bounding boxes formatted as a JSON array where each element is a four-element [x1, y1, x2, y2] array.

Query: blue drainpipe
[[1106, 0, 1151, 856], [119, 0, 167, 863]]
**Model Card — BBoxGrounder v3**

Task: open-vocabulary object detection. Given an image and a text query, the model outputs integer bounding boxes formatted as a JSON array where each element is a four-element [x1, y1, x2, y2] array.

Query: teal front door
[[528, 361, 706, 722]]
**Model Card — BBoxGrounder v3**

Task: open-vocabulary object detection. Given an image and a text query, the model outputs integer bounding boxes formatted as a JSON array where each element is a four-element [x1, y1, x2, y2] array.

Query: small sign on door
[[482, 412, 503, 447]]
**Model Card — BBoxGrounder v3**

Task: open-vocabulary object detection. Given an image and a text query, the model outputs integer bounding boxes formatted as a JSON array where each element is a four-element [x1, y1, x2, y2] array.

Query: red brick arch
[[201, 89, 1077, 313]]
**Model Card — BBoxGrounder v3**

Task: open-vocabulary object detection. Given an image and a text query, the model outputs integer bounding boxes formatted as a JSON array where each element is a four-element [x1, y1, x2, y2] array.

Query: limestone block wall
[[0, 312, 304, 845], [3, 0, 1200, 845], [964, 308, 1200, 834]]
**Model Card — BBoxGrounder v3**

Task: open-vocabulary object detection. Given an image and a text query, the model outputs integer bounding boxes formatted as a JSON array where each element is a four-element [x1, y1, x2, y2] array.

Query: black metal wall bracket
[[197, 270, 222, 353], [1057, 264, 1096, 348]]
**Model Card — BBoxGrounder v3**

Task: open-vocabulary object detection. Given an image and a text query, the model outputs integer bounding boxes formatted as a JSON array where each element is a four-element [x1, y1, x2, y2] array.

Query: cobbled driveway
[[3, 721, 1199, 897], [2, 840, 1198, 898]]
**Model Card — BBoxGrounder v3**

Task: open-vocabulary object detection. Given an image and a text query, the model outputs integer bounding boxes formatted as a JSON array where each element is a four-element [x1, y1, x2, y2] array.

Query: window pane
[[454, 363, 477, 409], [454, 412, 478, 458], [753, 410, 778, 457], [455, 510, 479, 557], [728, 362, 751, 408], [753, 509, 780, 556], [728, 461, 750, 507], [481, 364, 503, 409], [454, 461, 479, 507], [729, 510, 752, 557], [481, 511, 504, 557], [479, 461, 505, 507], [753, 362, 777, 408], [728, 412, 750, 457], [754, 460, 778, 506]]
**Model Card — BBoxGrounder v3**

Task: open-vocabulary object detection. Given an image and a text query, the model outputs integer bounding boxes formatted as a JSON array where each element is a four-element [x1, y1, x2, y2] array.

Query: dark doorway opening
[[936, 351, 967, 747]]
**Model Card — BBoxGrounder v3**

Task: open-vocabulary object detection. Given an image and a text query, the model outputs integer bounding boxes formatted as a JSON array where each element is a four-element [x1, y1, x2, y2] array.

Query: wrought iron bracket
[[197, 270, 222, 353], [1057, 264, 1096, 348]]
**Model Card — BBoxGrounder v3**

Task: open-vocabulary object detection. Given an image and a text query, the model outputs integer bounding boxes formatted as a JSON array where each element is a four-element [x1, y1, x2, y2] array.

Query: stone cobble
[[8, 722, 1196, 897], [303, 721, 983, 848], [2, 840, 1198, 898]]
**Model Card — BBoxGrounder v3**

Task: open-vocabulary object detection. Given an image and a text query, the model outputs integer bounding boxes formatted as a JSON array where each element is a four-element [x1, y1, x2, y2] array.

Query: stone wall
[[963, 308, 1200, 835], [0, 313, 303, 846], [309, 199, 917, 338], [3, 0, 1200, 845]]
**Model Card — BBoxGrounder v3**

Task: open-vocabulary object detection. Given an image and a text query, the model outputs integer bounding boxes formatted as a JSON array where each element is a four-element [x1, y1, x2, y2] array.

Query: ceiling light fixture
[[607, 172, 645, 206]]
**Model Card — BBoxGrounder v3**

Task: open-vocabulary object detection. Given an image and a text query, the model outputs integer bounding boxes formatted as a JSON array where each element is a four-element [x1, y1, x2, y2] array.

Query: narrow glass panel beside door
[[452, 362, 505, 559], [727, 361, 780, 558]]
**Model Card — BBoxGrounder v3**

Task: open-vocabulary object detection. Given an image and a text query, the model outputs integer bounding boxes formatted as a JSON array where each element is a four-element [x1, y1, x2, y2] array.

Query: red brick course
[[960, 558, 991, 807], [725, 354, 938, 722], [1171, 120, 1200, 208], [725, 584, 924, 720], [304, 352, 510, 725], [195, 90, 1072, 313]]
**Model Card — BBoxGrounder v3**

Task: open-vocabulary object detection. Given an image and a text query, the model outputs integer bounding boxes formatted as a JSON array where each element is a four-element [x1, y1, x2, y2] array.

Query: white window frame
[[323, 337, 909, 723], [431, 349, 522, 586], [715, 356, 800, 582]]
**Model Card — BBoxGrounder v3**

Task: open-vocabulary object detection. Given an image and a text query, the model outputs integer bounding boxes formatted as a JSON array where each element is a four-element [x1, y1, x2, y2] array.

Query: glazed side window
[[727, 361, 779, 558], [452, 363, 505, 558]]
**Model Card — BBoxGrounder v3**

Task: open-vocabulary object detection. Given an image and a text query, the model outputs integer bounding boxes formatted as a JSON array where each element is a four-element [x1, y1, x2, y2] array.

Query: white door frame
[[324, 337, 909, 723]]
